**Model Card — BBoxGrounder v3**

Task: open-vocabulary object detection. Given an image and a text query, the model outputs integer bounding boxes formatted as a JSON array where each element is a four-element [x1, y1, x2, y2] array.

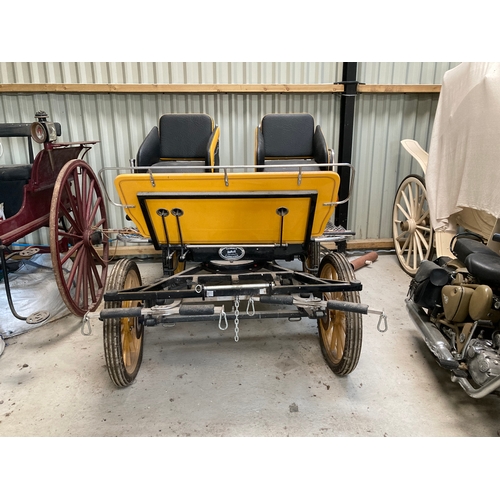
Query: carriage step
[[322, 222, 355, 236]]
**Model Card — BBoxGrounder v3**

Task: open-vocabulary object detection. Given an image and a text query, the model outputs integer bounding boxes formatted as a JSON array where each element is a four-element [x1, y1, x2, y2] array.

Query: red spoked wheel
[[50, 159, 109, 317]]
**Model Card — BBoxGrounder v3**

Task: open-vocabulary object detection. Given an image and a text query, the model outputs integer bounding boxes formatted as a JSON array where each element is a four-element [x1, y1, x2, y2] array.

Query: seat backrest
[[159, 114, 214, 159], [261, 113, 314, 158]]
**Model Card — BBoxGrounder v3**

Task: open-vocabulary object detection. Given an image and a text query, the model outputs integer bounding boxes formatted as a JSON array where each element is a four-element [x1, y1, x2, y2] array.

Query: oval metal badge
[[219, 246, 245, 261]]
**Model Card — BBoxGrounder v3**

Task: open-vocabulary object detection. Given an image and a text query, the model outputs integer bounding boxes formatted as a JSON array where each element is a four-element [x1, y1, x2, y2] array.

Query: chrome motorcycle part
[[466, 339, 500, 387], [405, 299, 459, 370]]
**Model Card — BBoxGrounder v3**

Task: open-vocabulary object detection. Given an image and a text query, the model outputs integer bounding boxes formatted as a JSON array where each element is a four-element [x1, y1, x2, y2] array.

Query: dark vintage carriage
[[0, 111, 109, 323]]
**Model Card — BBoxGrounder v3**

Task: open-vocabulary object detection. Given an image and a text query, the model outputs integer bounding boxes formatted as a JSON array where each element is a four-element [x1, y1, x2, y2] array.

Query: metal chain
[[234, 296, 240, 342]]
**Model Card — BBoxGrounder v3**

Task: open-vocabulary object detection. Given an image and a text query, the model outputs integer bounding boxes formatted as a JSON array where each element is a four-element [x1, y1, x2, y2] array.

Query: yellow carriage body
[[114, 170, 340, 248]]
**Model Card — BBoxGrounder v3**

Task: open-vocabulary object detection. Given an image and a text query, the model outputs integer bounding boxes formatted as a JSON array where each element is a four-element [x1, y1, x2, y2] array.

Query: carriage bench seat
[[0, 164, 33, 219], [0, 163, 33, 181], [453, 236, 500, 287]]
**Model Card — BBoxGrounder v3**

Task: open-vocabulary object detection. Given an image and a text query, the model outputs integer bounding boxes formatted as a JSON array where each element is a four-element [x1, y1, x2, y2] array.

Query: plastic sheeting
[[0, 253, 71, 339]]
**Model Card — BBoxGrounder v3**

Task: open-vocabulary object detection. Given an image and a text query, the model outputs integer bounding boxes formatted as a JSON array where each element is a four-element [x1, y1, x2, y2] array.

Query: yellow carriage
[[99, 113, 386, 387]]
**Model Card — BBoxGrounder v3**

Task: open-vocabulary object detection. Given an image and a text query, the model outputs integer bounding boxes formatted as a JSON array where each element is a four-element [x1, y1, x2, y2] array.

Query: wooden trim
[[0, 83, 441, 95], [358, 84, 441, 94], [323, 239, 394, 251], [0, 83, 344, 94], [346, 238, 394, 249]]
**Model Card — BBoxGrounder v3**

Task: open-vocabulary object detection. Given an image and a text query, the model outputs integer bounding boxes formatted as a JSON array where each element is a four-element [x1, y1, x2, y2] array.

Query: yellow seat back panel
[[114, 171, 340, 245]]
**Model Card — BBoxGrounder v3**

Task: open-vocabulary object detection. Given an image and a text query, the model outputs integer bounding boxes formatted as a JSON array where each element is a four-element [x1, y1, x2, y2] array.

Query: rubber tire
[[317, 252, 362, 375], [103, 259, 144, 387]]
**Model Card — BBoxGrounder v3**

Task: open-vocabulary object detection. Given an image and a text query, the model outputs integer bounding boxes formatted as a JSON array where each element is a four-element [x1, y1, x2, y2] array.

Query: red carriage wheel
[[49, 159, 109, 317]]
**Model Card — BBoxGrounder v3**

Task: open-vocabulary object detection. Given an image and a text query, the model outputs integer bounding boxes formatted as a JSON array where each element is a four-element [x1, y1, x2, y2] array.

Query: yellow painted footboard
[[114, 171, 340, 246]]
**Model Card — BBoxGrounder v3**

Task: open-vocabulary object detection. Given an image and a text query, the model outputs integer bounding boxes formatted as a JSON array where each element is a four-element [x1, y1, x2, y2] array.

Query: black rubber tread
[[392, 174, 433, 277], [317, 252, 362, 375], [103, 259, 144, 387]]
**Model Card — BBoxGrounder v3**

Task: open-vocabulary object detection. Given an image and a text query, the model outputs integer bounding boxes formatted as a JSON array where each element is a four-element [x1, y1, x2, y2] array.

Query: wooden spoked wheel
[[103, 259, 144, 387], [50, 159, 109, 316], [317, 252, 362, 375], [392, 174, 434, 276]]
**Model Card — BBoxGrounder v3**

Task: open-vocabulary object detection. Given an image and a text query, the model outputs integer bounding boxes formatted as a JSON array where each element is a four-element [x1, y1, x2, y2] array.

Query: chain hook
[[246, 296, 255, 317], [377, 312, 388, 333], [218, 305, 228, 331], [81, 312, 92, 336]]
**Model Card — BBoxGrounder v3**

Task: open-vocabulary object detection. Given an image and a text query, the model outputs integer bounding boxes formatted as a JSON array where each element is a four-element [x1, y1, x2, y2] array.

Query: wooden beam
[[358, 84, 441, 94], [0, 83, 441, 95], [322, 239, 394, 251], [0, 83, 344, 94]]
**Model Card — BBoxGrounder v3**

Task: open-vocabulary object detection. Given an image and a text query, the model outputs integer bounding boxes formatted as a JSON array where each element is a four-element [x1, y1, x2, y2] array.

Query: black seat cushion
[[0, 164, 32, 181], [0, 165, 32, 218], [453, 237, 497, 263], [261, 114, 314, 158], [154, 160, 207, 173], [159, 114, 213, 159], [465, 253, 500, 287], [262, 159, 320, 172]]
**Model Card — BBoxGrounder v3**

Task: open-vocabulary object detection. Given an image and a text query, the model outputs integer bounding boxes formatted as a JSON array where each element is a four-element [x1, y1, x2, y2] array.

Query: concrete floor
[[2, 251, 500, 437]]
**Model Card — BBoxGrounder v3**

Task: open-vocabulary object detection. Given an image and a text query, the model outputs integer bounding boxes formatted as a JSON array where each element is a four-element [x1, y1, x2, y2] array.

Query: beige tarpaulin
[[426, 62, 500, 243]]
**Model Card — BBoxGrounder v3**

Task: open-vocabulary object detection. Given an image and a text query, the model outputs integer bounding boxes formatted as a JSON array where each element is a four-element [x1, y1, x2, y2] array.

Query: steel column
[[334, 62, 358, 235]]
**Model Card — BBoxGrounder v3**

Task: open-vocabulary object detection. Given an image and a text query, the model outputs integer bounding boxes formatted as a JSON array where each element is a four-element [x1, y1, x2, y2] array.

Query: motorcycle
[[402, 63, 500, 398], [406, 231, 500, 398]]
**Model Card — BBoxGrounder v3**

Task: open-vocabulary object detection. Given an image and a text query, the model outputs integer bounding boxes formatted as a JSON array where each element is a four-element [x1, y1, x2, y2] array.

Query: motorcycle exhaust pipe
[[405, 298, 459, 370]]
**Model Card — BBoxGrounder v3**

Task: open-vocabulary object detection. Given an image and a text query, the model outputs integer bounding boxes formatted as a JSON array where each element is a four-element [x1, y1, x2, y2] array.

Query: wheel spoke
[[400, 234, 410, 252], [396, 201, 411, 222], [65, 174, 83, 232], [60, 239, 83, 267], [414, 230, 424, 261]]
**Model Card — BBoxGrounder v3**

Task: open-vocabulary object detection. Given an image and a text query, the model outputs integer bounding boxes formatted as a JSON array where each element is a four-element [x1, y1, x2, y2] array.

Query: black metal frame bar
[[334, 62, 358, 243], [103, 261, 362, 305]]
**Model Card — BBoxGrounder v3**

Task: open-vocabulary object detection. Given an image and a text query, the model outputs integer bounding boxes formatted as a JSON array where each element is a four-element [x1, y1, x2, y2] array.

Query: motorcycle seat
[[465, 252, 500, 287], [454, 238, 500, 287], [453, 237, 497, 263]]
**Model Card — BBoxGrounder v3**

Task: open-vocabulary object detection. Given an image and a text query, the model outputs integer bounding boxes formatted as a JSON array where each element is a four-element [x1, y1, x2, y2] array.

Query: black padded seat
[[135, 113, 220, 172], [255, 113, 330, 170], [453, 237, 497, 264], [465, 253, 500, 287], [0, 164, 33, 181], [151, 161, 207, 174], [0, 164, 33, 218], [452, 236, 500, 287]]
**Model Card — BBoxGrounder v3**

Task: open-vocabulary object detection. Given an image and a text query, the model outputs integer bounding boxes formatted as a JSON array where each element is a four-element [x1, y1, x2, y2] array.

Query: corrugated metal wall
[[0, 62, 459, 245]]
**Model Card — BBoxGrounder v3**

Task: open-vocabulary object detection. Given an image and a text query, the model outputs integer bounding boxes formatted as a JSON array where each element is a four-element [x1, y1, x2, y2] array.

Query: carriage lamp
[[30, 111, 57, 144]]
